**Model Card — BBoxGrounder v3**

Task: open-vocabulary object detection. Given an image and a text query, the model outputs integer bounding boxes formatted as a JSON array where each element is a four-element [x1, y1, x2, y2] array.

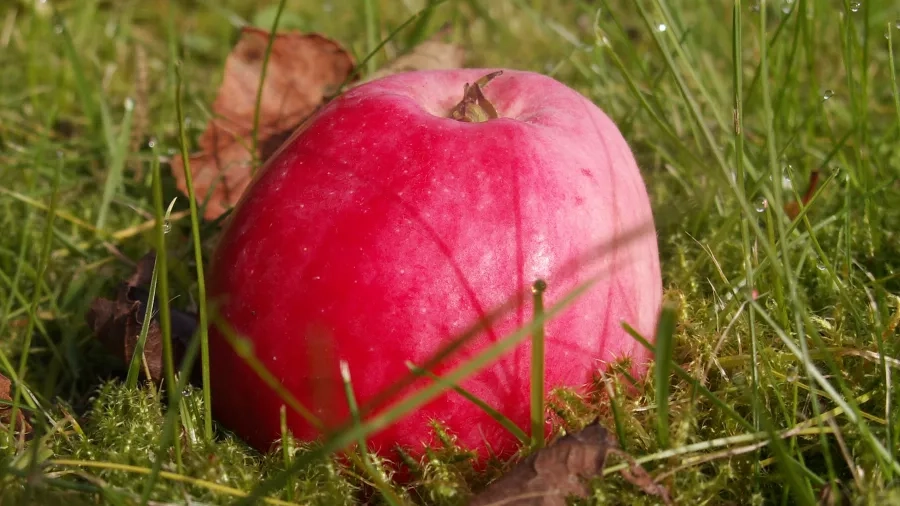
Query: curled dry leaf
[[85, 252, 197, 383], [468, 421, 615, 506], [468, 421, 673, 506], [171, 28, 355, 220], [0, 373, 32, 437]]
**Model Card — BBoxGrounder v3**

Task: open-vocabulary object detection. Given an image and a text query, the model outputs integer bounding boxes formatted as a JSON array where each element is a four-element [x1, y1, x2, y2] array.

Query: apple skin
[[206, 69, 662, 461]]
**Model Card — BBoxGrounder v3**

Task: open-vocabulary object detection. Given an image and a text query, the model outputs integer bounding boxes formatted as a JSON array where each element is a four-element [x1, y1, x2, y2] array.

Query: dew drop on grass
[[754, 197, 768, 213], [817, 262, 827, 271], [163, 220, 171, 234], [786, 367, 799, 383], [147, 138, 156, 149], [781, 163, 794, 190], [829, 166, 842, 182], [849, 1, 861, 12], [895, 19, 900, 29], [822, 89, 835, 100], [656, 23, 667, 32]]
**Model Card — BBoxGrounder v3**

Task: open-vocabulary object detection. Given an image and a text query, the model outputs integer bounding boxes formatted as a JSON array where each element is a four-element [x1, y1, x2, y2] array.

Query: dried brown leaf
[[85, 252, 196, 382], [468, 422, 674, 506], [468, 421, 615, 506], [784, 170, 821, 220], [0, 373, 32, 437], [613, 449, 674, 505], [172, 25, 465, 222], [360, 39, 465, 84], [171, 28, 355, 220]]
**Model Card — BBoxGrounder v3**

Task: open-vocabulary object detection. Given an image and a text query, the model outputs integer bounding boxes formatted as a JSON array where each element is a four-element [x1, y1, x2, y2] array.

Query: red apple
[[206, 69, 662, 461]]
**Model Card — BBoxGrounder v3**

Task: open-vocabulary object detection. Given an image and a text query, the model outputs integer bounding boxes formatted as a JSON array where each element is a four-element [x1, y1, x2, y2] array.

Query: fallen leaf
[[468, 421, 673, 506], [85, 252, 197, 382], [468, 421, 615, 506], [613, 449, 674, 505], [359, 38, 465, 84], [171, 28, 355, 220], [0, 372, 32, 437], [172, 26, 466, 221], [784, 170, 821, 220]]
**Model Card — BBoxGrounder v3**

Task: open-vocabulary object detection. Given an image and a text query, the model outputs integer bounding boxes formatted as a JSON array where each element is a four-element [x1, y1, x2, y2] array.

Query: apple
[[206, 69, 662, 462]]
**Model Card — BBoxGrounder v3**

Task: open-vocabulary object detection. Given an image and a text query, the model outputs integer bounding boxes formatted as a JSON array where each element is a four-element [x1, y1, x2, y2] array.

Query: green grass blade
[[250, 0, 287, 169], [237, 264, 607, 505], [124, 253, 160, 388], [8, 155, 61, 442], [51, 8, 98, 131], [363, 0, 379, 76], [94, 98, 134, 230], [405, 362, 529, 445], [173, 62, 214, 442], [623, 322, 755, 433], [529, 279, 547, 449], [209, 313, 323, 430], [139, 153, 183, 505], [889, 22, 900, 150], [340, 361, 403, 506], [653, 302, 676, 448]]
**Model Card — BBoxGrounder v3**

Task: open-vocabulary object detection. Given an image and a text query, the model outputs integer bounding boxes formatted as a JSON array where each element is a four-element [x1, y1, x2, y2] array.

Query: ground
[[1, 0, 899, 504]]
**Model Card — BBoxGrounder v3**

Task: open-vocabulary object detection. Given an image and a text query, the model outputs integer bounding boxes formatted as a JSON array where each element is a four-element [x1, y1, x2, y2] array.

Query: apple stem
[[448, 71, 503, 123]]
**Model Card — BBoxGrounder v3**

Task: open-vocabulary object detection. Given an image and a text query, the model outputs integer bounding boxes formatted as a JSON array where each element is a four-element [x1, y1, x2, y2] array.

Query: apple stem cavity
[[530, 278, 547, 449], [448, 71, 503, 123]]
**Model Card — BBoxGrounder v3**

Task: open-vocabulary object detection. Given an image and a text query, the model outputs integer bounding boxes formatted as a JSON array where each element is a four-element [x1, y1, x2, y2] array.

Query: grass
[[1, 0, 899, 504]]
